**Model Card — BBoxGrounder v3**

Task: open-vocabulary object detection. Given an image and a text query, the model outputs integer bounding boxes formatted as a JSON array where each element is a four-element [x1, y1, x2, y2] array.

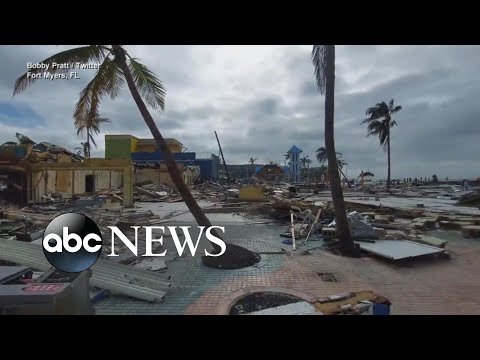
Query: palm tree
[[300, 156, 308, 180], [75, 116, 111, 158], [305, 157, 312, 182], [316, 146, 349, 184], [13, 45, 246, 259], [311, 45, 355, 256], [300, 156, 313, 181], [361, 99, 402, 192], [300, 156, 308, 168], [249, 157, 257, 164]]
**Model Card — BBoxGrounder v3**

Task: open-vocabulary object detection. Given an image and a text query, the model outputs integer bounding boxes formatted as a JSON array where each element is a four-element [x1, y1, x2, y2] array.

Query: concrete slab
[[355, 239, 445, 260], [345, 197, 480, 216], [137, 201, 251, 225], [411, 235, 448, 248]]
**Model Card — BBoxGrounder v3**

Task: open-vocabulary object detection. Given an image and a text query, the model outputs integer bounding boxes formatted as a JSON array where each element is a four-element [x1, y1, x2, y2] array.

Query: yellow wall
[[135, 166, 193, 188], [168, 142, 183, 153], [239, 186, 265, 201], [105, 135, 183, 154], [135, 143, 157, 153], [131, 136, 138, 153], [134, 139, 183, 153]]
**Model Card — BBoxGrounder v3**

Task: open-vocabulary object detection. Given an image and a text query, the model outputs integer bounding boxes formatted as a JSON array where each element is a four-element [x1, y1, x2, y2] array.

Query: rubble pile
[[456, 190, 480, 207]]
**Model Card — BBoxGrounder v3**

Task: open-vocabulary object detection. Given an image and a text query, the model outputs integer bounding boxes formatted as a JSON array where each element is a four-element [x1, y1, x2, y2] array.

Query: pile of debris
[[456, 190, 480, 207]]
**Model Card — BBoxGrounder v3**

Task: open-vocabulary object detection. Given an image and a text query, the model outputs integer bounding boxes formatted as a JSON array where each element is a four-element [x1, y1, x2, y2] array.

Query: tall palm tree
[[316, 146, 349, 184], [312, 45, 355, 256], [75, 116, 111, 158], [13, 45, 246, 258], [361, 99, 402, 192], [300, 156, 308, 168], [300, 156, 309, 180], [305, 157, 312, 182], [249, 157, 257, 164]]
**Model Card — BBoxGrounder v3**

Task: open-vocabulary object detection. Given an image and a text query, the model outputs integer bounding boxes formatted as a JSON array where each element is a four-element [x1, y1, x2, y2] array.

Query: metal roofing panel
[[355, 240, 444, 260]]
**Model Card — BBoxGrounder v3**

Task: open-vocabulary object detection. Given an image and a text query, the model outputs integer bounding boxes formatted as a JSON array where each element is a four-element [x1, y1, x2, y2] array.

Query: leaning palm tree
[[312, 45, 355, 256], [75, 116, 111, 158], [361, 99, 402, 192], [316, 146, 349, 184], [13, 45, 254, 263]]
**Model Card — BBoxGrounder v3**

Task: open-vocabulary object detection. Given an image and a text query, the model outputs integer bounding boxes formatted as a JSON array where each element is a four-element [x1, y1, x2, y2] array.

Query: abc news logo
[[42, 213, 227, 273], [42, 213, 103, 273]]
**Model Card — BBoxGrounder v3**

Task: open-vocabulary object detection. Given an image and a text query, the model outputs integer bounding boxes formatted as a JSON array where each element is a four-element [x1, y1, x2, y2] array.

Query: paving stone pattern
[[95, 226, 480, 315]]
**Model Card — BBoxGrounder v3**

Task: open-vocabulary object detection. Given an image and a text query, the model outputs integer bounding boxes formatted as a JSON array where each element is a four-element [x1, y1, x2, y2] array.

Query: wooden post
[[122, 166, 133, 207], [71, 170, 74, 197], [290, 212, 296, 251]]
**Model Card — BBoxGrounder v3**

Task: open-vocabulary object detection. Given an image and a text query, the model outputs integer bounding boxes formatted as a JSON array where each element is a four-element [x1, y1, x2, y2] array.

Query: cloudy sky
[[1, 45, 479, 180]]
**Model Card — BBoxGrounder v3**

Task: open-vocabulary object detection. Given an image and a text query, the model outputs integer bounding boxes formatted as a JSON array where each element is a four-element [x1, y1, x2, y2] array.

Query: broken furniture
[[0, 266, 94, 315], [0, 238, 170, 303], [313, 291, 391, 315]]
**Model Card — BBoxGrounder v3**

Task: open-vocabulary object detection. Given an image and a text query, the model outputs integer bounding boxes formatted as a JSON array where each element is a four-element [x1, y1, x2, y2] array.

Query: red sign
[[23, 284, 64, 293]]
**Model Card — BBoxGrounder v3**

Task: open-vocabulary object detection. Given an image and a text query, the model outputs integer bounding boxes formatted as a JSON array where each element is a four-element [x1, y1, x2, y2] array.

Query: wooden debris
[[461, 225, 480, 238]]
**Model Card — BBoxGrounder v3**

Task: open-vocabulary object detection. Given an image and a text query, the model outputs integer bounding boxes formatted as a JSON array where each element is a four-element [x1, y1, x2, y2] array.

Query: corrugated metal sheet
[[355, 240, 445, 260], [0, 239, 170, 302]]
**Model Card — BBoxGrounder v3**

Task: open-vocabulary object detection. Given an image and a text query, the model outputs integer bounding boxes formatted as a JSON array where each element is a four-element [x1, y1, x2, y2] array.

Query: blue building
[[131, 151, 219, 181], [287, 145, 303, 182]]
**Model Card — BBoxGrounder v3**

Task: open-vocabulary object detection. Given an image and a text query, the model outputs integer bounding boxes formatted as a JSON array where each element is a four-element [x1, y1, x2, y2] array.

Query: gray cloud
[[0, 45, 479, 180]]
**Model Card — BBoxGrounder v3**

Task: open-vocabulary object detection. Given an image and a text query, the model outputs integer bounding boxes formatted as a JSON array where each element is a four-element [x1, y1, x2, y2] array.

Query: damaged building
[[254, 164, 289, 182], [0, 140, 133, 207], [104, 135, 219, 186]]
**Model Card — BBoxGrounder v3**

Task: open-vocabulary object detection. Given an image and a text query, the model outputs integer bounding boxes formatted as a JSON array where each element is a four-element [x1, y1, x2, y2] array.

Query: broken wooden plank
[[134, 186, 162, 198]]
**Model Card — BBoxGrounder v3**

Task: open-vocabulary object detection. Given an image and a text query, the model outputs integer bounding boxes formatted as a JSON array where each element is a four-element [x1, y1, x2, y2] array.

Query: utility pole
[[214, 131, 232, 184]]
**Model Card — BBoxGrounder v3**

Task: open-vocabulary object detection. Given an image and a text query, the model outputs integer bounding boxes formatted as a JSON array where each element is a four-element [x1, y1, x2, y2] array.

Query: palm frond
[[74, 58, 119, 130], [366, 120, 383, 137], [89, 118, 111, 135], [391, 105, 402, 113], [128, 58, 166, 110], [311, 45, 327, 94], [89, 133, 98, 148], [389, 99, 394, 109], [76, 124, 86, 136], [316, 147, 327, 164], [13, 46, 107, 95], [365, 106, 379, 117], [379, 128, 388, 147]]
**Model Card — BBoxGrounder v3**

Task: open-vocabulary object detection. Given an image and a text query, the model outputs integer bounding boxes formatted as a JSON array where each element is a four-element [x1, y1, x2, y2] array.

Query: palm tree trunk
[[387, 129, 391, 192], [112, 46, 222, 249], [338, 167, 350, 187], [324, 45, 355, 256], [86, 129, 91, 158]]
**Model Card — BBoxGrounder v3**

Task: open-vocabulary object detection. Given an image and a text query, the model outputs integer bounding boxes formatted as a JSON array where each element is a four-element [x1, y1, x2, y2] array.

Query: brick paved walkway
[[95, 225, 480, 315], [185, 230, 480, 315]]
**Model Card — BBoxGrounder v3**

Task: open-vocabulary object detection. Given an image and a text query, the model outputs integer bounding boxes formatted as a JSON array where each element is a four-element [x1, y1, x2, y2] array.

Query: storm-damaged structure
[[0, 138, 133, 207]]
